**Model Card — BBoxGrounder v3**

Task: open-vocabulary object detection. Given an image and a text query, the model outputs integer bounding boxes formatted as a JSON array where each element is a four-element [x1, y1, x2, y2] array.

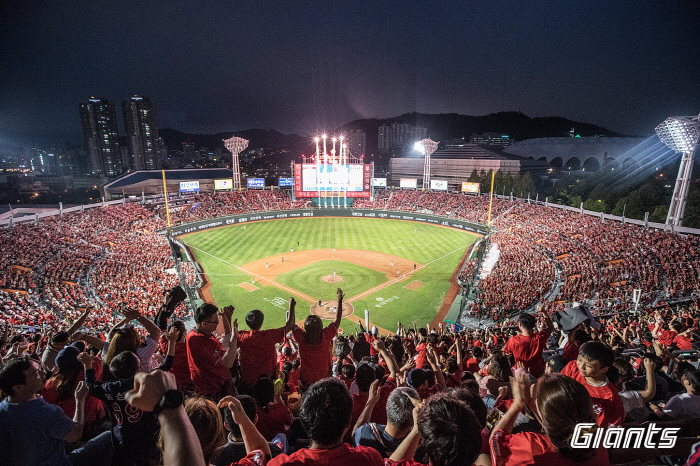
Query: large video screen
[[294, 163, 370, 198], [180, 181, 199, 193], [214, 179, 233, 190], [247, 178, 265, 188], [400, 178, 417, 189], [279, 177, 294, 187], [372, 178, 387, 187]]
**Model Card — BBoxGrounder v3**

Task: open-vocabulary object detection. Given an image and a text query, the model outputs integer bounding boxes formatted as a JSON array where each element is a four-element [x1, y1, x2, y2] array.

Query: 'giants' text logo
[[571, 423, 680, 449]]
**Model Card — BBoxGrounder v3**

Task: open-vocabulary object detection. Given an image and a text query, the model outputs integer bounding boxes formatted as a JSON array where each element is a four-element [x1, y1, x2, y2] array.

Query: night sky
[[1, 1, 699, 149]]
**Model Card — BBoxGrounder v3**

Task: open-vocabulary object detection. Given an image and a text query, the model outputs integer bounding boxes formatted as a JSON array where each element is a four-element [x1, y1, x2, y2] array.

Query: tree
[[583, 198, 608, 213]]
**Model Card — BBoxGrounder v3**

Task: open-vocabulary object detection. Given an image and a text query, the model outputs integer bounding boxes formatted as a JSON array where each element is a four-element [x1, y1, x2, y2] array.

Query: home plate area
[[310, 300, 354, 320]]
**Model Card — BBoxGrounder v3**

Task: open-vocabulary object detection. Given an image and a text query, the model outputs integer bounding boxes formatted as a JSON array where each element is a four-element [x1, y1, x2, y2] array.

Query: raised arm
[[108, 316, 130, 341], [219, 396, 271, 457], [123, 308, 161, 342], [455, 339, 463, 366], [333, 288, 344, 329], [373, 339, 399, 380], [426, 346, 445, 389], [64, 381, 88, 443], [285, 297, 296, 333], [126, 371, 206, 466], [217, 319, 238, 369], [73, 331, 105, 350], [491, 370, 531, 442], [638, 357, 657, 403], [352, 380, 380, 436], [538, 304, 553, 332], [66, 307, 92, 336]]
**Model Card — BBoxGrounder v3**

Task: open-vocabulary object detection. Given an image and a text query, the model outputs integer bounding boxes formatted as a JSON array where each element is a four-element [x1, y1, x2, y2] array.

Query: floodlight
[[655, 117, 700, 153], [656, 114, 700, 228], [415, 138, 439, 189], [223, 135, 249, 190]]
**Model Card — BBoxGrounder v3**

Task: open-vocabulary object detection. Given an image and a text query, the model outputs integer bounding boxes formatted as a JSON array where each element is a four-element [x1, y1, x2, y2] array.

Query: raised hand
[[367, 379, 381, 405], [122, 308, 140, 321], [166, 326, 180, 344], [74, 381, 89, 401], [372, 339, 386, 352], [77, 351, 94, 368], [337, 288, 344, 301], [125, 370, 178, 412], [222, 305, 234, 319]]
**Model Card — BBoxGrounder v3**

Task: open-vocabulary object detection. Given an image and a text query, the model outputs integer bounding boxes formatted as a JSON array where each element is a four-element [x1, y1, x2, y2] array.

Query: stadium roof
[[104, 168, 234, 190], [502, 137, 648, 160]]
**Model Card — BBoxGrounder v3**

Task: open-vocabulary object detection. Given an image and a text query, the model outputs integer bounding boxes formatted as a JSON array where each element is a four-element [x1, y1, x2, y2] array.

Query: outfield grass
[[182, 217, 476, 333]]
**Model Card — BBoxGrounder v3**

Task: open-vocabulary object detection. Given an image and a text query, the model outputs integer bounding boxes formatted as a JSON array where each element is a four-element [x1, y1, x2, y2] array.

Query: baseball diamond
[[181, 217, 477, 334]]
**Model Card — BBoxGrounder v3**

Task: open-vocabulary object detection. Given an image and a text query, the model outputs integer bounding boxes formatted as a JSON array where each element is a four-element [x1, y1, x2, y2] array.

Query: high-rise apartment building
[[123, 96, 160, 170], [378, 123, 429, 152], [79, 98, 122, 177], [378, 125, 391, 152], [346, 129, 366, 157]]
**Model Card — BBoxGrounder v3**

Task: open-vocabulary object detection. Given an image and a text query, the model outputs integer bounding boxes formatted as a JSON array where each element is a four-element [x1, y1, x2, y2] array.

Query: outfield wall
[[169, 208, 489, 237]]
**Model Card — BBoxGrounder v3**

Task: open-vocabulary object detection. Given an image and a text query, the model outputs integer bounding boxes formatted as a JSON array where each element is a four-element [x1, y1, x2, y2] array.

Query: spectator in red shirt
[[350, 339, 400, 428], [159, 320, 192, 391], [252, 377, 292, 442], [503, 305, 553, 378], [237, 298, 296, 394], [560, 341, 624, 427], [464, 346, 484, 374], [490, 371, 609, 466], [269, 378, 383, 465], [186, 304, 238, 400], [292, 288, 343, 390]]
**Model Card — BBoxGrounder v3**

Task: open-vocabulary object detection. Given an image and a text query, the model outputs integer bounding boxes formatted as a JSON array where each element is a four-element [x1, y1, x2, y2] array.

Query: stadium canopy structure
[[655, 114, 700, 228]]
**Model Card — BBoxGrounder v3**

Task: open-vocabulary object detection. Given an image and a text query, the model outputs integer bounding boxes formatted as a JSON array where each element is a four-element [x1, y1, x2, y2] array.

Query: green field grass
[[275, 260, 386, 301], [181, 217, 476, 333]]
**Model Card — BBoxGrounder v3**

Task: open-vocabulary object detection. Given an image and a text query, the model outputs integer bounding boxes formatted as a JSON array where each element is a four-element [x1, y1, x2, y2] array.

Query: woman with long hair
[[490, 371, 608, 465], [159, 397, 227, 465], [291, 288, 344, 389], [42, 343, 105, 435], [477, 352, 513, 401]]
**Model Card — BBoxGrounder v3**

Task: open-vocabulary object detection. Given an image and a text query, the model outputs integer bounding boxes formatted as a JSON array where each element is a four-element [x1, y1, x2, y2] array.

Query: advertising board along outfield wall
[[168, 208, 489, 237]]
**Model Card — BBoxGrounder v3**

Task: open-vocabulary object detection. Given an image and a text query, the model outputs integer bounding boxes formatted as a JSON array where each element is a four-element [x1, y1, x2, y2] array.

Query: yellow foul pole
[[486, 170, 495, 228], [162, 169, 172, 228]]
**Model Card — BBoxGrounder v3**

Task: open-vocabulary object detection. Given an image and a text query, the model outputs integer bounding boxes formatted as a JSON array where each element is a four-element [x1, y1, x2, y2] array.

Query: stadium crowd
[[1, 189, 700, 465], [1, 290, 700, 466]]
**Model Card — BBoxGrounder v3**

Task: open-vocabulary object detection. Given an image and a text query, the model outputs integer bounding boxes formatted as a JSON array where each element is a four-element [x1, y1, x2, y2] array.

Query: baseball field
[[180, 217, 477, 334]]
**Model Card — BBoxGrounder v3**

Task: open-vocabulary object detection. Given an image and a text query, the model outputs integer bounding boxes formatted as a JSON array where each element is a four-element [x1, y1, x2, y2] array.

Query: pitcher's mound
[[310, 301, 354, 320], [321, 275, 343, 283]]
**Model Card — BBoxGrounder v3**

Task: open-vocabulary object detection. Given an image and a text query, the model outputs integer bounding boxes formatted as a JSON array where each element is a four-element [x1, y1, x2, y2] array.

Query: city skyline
[[1, 1, 699, 154]]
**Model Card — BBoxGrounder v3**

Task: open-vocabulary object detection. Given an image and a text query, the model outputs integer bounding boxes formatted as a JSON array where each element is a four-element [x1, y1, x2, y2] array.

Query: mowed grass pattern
[[275, 260, 386, 301], [182, 218, 476, 332]]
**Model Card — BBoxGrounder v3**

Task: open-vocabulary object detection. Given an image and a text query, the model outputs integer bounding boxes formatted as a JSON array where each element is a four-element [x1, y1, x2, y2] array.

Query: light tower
[[655, 114, 700, 228], [223, 136, 249, 190], [414, 138, 439, 189]]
